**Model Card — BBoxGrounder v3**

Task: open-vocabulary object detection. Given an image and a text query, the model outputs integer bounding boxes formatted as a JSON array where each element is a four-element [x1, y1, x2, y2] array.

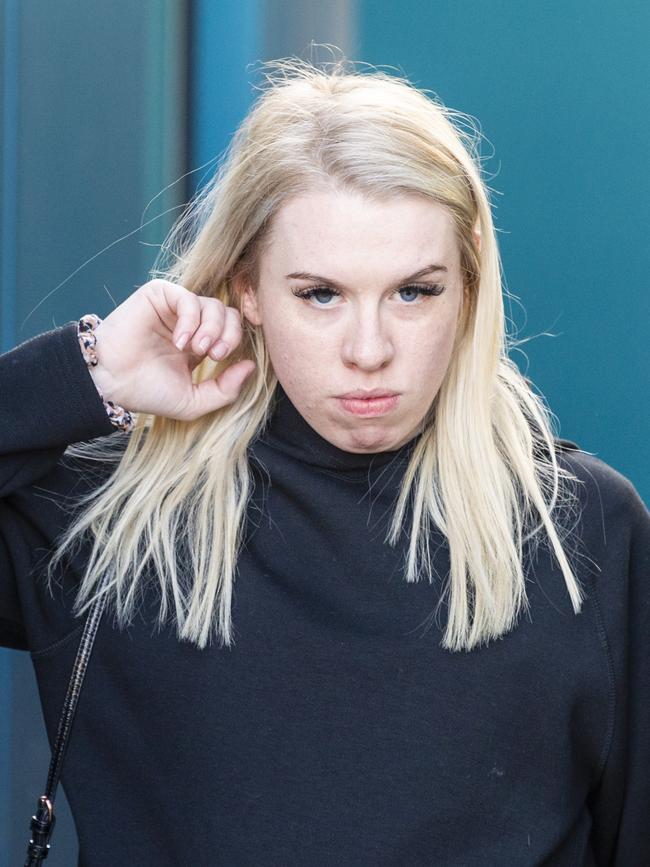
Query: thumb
[[190, 359, 257, 417]]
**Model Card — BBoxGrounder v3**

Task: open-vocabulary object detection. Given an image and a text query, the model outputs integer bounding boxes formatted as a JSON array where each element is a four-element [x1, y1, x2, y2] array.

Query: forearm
[[0, 321, 117, 467]]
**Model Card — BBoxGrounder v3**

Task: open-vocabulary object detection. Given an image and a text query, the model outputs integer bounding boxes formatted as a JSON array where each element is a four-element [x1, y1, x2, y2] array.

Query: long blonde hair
[[47, 57, 585, 652]]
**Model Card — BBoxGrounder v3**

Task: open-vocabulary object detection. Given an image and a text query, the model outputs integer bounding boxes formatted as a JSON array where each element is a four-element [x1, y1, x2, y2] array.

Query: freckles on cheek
[[266, 326, 320, 383], [401, 319, 455, 366]]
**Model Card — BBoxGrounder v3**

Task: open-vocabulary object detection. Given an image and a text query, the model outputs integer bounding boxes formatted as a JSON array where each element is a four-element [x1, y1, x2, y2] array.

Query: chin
[[339, 423, 399, 453]]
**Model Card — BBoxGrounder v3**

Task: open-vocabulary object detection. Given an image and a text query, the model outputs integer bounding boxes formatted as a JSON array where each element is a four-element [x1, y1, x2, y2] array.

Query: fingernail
[[175, 333, 189, 351], [199, 336, 210, 353], [211, 341, 229, 359]]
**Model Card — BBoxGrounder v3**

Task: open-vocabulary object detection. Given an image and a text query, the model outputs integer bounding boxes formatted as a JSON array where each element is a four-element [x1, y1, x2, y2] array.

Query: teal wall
[[190, 0, 357, 178], [358, 0, 650, 504], [191, 0, 261, 182], [0, 2, 188, 862]]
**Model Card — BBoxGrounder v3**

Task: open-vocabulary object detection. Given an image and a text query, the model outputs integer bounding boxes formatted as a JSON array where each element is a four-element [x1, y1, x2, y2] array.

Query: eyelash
[[291, 283, 446, 305]]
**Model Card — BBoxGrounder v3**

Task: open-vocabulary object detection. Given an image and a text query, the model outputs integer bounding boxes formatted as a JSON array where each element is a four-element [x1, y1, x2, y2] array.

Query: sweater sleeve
[[0, 321, 119, 649], [611, 484, 650, 864], [586, 472, 650, 865]]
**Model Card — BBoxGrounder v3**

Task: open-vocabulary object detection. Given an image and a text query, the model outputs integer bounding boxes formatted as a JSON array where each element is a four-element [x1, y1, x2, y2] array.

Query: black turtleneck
[[256, 381, 424, 475], [1, 321, 649, 866]]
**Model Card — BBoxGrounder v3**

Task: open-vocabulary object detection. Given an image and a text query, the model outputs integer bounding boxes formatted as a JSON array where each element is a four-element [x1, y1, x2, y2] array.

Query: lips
[[337, 392, 400, 417], [338, 389, 399, 399]]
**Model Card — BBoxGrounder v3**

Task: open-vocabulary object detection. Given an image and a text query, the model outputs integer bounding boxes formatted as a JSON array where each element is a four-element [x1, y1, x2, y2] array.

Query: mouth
[[338, 389, 399, 399], [336, 390, 400, 417]]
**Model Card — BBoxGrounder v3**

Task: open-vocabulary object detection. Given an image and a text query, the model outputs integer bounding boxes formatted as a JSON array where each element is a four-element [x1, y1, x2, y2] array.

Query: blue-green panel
[[0, 2, 188, 863], [358, 0, 650, 503], [0, 0, 20, 858], [191, 0, 262, 185]]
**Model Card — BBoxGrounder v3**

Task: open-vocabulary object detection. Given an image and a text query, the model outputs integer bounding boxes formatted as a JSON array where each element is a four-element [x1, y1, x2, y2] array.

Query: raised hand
[[86, 280, 256, 421]]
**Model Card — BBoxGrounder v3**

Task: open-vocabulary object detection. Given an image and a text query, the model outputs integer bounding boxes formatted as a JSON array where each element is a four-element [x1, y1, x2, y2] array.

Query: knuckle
[[224, 311, 243, 343], [182, 294, 201, 321], [146, 278, 170, 295], [141, 279, 161, 301], [206, 296, 226, 319], [224, 306, 243, 330]]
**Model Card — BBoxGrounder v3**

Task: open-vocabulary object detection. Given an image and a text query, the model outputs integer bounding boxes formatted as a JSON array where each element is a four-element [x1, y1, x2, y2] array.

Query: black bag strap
[[23, 590, 108, 865]]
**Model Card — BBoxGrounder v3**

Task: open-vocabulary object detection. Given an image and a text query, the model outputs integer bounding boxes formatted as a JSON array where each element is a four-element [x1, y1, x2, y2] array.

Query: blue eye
[[398, 284, 446, 302], [292, 286, 341, 305], [291, 283, 445, 306], [399, 286, 420, 303]]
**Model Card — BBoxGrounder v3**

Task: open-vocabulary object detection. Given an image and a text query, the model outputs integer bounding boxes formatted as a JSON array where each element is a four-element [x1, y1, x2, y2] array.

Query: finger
[[187, 359, 256, 418], [208, 306, 244, 360], [161, 285, 202, 351], [189, 297, 226, 357]]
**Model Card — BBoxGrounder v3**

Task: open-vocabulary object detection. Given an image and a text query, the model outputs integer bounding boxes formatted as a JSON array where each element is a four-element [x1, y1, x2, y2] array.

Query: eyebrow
[[285, 263, 448, 289]]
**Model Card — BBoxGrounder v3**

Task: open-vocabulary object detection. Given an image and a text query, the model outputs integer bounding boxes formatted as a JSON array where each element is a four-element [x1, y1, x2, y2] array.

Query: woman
[[2, 59, 648, 865]]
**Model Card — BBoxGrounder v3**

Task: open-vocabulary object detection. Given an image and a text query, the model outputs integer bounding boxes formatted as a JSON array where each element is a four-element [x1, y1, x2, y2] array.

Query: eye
[[291, 286, 341, 306], [397, 283, 446, 303], [291, 282, 446, 307]]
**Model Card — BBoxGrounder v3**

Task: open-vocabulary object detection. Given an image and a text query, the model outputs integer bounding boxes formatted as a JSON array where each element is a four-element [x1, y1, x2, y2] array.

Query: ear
[[236, 275, 263, 327], [473, 225, 482, 252]]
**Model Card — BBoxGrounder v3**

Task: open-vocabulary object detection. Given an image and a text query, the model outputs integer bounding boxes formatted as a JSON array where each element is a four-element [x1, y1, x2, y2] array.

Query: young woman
[[2, 59, 648, 866]]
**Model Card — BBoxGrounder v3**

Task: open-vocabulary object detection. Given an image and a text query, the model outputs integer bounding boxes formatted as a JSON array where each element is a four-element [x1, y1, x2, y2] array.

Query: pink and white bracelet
[[77, 313, 136, 433]]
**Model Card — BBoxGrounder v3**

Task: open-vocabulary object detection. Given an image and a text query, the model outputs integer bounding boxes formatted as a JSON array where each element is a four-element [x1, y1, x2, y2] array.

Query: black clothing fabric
[[1, 322, 649, 866]]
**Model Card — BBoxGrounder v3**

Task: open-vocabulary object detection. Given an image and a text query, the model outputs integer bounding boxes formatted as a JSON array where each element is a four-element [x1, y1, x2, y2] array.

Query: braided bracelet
[[77, 314, 136, 433]]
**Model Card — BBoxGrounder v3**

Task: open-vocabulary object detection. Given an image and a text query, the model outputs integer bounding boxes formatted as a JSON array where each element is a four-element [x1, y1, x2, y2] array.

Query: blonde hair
[[48, 57, 585, 653]]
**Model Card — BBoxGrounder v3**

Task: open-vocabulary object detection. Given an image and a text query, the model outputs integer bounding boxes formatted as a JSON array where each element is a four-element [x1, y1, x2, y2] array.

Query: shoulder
[[554, 437, 645, 512], [552, 437, 650, 551]]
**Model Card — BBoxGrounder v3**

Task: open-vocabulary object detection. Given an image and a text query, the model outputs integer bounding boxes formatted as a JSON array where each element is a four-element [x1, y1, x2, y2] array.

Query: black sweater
[[1, 322, 649, 866]]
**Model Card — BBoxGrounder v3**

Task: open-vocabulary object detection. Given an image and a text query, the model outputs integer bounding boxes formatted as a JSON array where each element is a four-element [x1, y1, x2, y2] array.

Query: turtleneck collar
[[257, 382, 424, 475]]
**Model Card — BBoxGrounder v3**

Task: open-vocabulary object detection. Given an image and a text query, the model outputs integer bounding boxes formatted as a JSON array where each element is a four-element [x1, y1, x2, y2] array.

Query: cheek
[[261, 315, 328, 390], [397, 313, 458, 366]]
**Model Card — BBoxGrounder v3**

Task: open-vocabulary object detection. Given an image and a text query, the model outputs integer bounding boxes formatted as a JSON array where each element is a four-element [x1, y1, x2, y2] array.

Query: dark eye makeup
[[291, 283, 446, 306]]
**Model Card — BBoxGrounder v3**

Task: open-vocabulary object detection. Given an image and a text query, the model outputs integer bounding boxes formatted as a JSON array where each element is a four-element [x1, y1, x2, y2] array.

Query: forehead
[[261, 189, 460, 277]]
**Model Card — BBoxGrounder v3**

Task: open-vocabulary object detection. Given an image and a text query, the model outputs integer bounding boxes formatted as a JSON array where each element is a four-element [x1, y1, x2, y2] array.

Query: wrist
[[86, 358, 118, 402], [77, 314, 136, 432]]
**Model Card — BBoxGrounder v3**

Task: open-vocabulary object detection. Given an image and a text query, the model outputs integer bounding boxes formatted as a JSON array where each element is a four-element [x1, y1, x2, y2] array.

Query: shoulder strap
[[23, 590, 108, 865]]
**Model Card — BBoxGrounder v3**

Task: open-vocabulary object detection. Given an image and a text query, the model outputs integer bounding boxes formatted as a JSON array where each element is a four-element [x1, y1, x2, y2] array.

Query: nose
[[340, 303, 395, 371]]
